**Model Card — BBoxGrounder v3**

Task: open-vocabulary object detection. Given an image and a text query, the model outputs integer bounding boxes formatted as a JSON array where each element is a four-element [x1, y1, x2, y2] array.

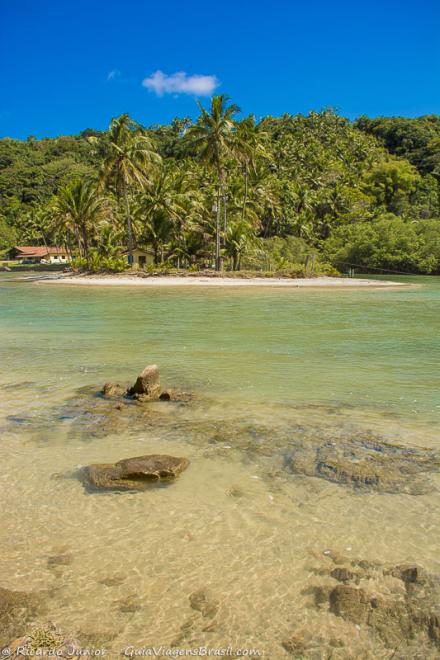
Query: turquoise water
[[1, 275, 440, 656], [1, 275, 440, 423]]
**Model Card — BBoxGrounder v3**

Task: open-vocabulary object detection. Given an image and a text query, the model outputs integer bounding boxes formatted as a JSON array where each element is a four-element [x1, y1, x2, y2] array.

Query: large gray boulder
[[86, 454, 190, 491]]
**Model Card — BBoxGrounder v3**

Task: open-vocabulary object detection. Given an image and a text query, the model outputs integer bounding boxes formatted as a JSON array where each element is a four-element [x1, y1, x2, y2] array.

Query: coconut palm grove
[[2, 101, 440, 275]]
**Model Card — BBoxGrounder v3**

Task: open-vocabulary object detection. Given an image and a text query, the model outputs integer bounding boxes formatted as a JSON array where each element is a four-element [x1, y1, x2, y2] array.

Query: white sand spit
[[37, 275, 407, 288]]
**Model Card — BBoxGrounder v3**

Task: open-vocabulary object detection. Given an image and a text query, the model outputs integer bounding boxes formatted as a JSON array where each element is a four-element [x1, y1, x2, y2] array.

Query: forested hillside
[[1, 102, 440, 273]]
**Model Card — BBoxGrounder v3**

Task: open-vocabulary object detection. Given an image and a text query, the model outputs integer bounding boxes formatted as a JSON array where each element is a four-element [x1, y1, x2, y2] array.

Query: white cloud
[[142, 70, 219, 97], [107, 69, 121, 81]]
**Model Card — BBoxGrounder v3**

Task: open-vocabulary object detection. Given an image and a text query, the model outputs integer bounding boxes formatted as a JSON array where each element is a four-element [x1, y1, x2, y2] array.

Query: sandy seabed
[[38, 274, 407, 287]]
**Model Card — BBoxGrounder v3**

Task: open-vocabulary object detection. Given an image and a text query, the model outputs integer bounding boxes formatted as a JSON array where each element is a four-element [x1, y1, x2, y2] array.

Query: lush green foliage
[[75, 252, 127, 273], [355, 115, 440, 179], [1, 106, 440, 272], [324, 216, 440, 274]]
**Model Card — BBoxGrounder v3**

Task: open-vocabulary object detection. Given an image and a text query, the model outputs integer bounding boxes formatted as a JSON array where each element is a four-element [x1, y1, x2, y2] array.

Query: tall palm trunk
[[215, 186, 221, 271], [153, 241, 159, 265], [241, 165, 249, 222], [80, 223, 90, 267], [123, 182, 134, 261], [73, 227, 83, 257], [216, 161, 228, 271], [222, 183, 227, 236], [217, 164, 227, 237]]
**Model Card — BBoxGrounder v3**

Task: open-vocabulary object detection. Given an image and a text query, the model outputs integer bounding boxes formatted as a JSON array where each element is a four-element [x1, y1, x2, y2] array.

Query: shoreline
[[33, 274, 409, 288]]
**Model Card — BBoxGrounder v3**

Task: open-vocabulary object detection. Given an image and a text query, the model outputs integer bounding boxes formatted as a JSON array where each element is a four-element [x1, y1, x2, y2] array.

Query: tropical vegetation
[[1, 99, 440, 274]]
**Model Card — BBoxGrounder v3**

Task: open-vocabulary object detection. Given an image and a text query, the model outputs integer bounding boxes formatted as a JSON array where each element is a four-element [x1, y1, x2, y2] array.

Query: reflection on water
[[1, 276, 440, 657]]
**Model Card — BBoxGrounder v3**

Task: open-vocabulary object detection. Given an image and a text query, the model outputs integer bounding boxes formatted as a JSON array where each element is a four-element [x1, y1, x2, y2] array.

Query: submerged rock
[[113, 594, 142, 613], [388, 563, 428, 586], [327, 583, 435, 647], [0, 587, 45, 647], [102, 382, 126, 398], [330, 567, 355, 583], [86, 454, 190, 491], [47, 553, 74, 568], [308, 552, 440, 653], [328, 584, 371, 624], [189, 589, 219, 619], [286, 436, 440, 494], [282, 630, 333, 657], [8, 622, 80, 657], [97, 574, 126, 587]]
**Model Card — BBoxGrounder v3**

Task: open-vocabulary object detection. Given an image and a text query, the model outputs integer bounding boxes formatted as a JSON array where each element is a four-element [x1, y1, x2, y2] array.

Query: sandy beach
[[37, 274, 407, 287]]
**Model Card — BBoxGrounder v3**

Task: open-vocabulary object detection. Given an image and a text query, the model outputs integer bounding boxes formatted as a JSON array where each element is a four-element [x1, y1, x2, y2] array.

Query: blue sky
[[0, 0, 439, 139]]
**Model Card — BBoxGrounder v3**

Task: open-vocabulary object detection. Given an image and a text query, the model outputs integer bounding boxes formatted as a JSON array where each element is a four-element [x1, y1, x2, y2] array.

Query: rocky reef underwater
[[2, 364, 440, 657]]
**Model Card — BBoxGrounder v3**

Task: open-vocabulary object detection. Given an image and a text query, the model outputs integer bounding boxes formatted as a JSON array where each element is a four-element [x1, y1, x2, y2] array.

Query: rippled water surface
[[1, 275, 440, 657]]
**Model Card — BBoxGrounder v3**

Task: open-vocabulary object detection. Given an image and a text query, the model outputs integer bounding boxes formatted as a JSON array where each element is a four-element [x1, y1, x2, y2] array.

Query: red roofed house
[[8, 246, 70, 264]]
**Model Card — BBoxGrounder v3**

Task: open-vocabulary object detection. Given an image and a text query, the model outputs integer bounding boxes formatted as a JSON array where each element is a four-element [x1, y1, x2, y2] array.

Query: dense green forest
[[1, 98, 440, 274]]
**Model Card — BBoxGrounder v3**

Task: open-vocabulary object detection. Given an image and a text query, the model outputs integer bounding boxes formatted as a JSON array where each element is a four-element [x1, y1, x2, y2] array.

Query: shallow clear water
[[1, 275, 440, 657]]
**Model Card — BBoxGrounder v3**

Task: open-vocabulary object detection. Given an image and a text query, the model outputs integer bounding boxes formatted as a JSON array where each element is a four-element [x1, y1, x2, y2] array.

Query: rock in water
[[102, 382, 126, 398], [286, 436, 440, 494], [328, 584, 371, 624], [8, 623, 80, 657], [308, 553, 440, 653], [0, 587, 45, 647], [189, 589, 219, 619], [129, 364, 161, 399], [86, 454, 190, 491], [330, 567, 355, 583]]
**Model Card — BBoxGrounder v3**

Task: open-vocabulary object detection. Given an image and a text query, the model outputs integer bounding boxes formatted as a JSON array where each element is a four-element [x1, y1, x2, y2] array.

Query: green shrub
[[75, 253, 127, 273]]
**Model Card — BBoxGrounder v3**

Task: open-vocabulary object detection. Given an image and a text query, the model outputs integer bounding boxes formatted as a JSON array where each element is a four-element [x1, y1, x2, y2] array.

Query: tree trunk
[[80, 222, 90, 267], [83, 235, 90, 267], [222, 183, 227, 236], [220, 177, 227, 236], [215, 186, 221, 271], [64, 241, 72, 267], [217, 163, 227, 261], [123, 183, 134, 262], [73, 228, 82, 258], [241, 166, 249, 222]]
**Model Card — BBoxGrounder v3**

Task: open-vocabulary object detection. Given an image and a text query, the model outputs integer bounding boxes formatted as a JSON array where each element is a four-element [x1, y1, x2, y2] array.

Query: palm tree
[[225, 220, 254, 271], [186, 95, 240, 270], [97, 223, 122, 258], [134, 166, 190, 264], [101, 114, 160, 261], [235, 115, 268, 223], [51, 180, 109, 265], [253, 170, 283, 238], [172, 228, 209, 268]]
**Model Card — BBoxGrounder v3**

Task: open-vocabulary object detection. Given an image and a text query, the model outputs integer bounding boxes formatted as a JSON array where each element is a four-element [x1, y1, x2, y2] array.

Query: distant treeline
[[1, 102, 440, 274]]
